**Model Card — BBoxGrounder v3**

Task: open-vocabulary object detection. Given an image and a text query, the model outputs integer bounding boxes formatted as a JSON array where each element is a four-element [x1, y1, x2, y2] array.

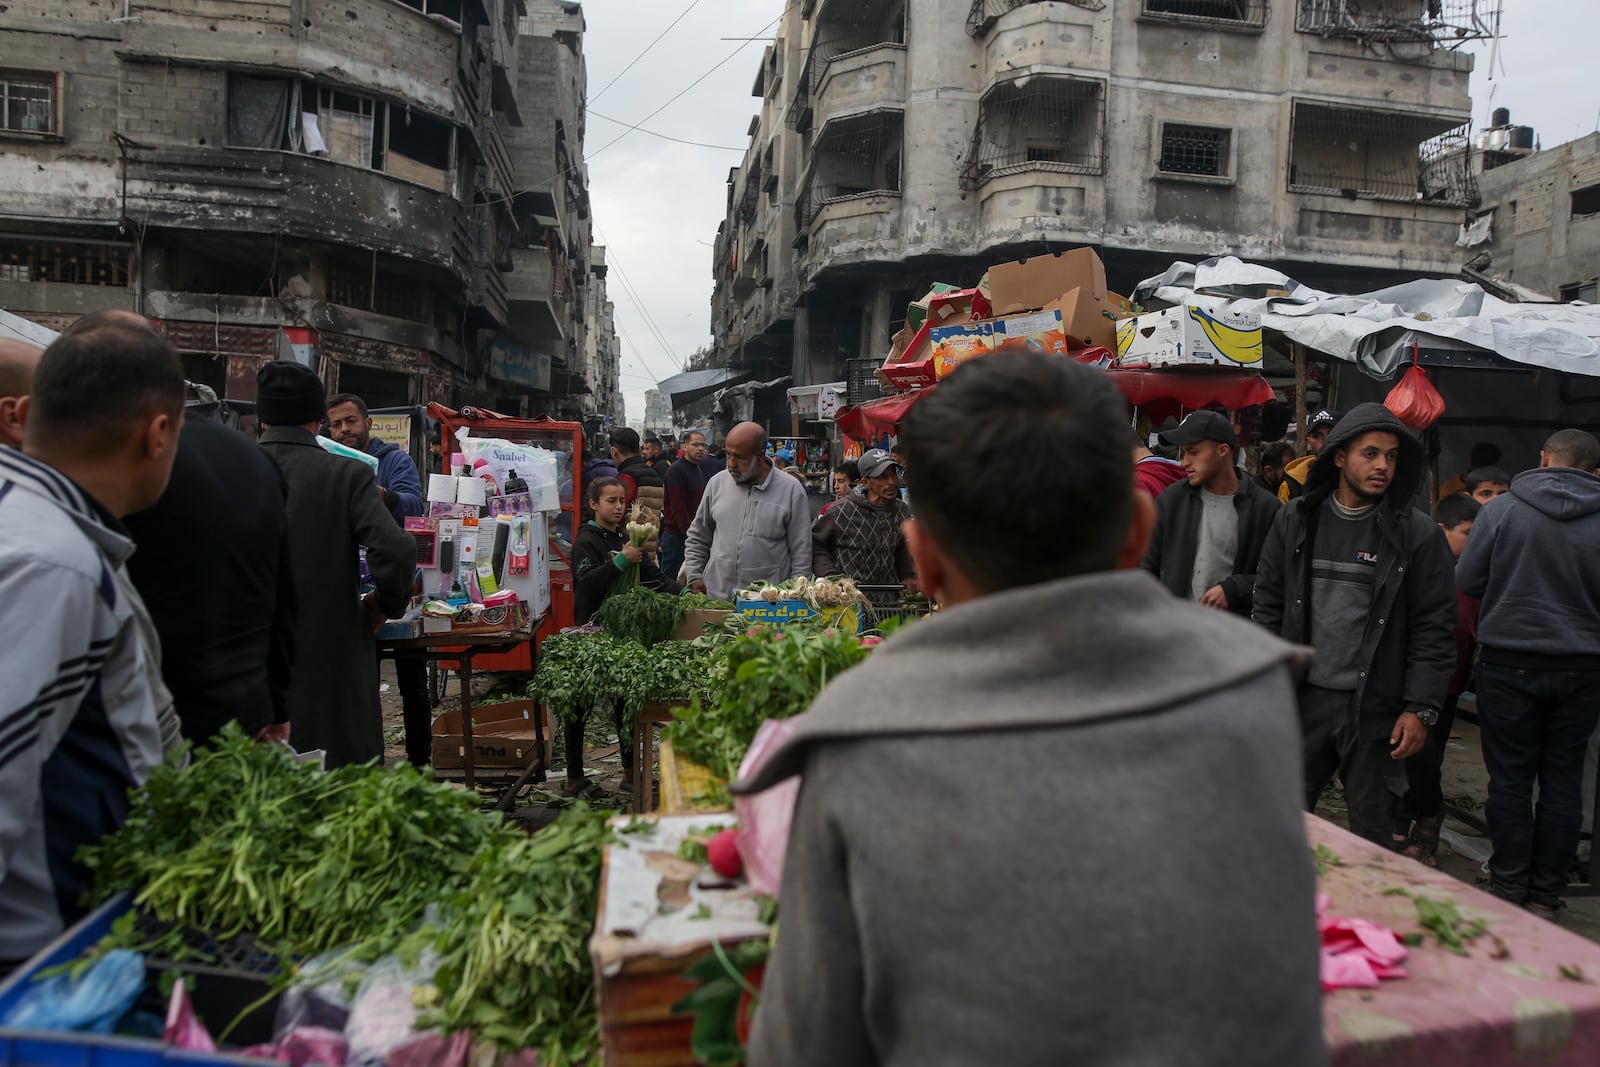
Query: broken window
[[1288, 101, 1471, 205], [1, 70, 57, 135], [393, 0, 464, 25], [1572, 185, 1600, 219], [1141, 0, 1267, 28], [1159, 123, 1231, 178], [966, 0, 1104, 37], [960, 75, 1105, 190], [387, 107, 452, 191], [318, 88, 379, 169], [1559, 280, 1598, 305], [0, 238, 127, 286], [1295, 0, 1492, 48], [796, 109, 903, 229]]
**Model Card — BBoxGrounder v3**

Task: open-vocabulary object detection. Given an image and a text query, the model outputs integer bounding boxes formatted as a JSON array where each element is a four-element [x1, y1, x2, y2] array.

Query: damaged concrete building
[[1462, 125, 1600, 304], [0, 0, 621, 421], [710, 0, 1490, 392]]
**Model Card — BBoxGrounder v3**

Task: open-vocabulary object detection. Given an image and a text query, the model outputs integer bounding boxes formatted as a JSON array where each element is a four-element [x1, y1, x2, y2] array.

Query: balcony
[[801, 192, 904, 279], [1294, 0, 1494, 48], [1296, 37, 1474, 115], [976, 167, 1104, 253], [982, 3, 1106, 86], [507, 246, 568, 342], [814, 44, 907, 128], [960, 74, 1106, 190], [1288, 100, 1472, 204], [123, 146, 462, 278], [1286, 197, 1464, 274]]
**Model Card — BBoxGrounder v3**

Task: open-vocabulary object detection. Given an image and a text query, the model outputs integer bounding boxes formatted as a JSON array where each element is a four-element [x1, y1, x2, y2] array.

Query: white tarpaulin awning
[[0, 309, 58, 348], [1133, 257, 1600, 380], [787, 381, 846, 419]]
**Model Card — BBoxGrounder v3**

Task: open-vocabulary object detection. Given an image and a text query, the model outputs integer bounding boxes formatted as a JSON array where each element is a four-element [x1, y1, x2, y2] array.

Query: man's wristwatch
[[1414, 708, 1439, 727]]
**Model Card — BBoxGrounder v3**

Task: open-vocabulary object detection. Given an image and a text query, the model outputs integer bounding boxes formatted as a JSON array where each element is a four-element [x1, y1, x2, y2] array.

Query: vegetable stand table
[[376, 625, 540, 801], [1311, 814, 1600, 1064], [591, 813, 770, 1066]]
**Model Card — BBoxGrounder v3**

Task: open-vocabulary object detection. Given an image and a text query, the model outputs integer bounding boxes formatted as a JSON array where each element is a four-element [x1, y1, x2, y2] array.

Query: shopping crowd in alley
[[1, 318, 1599, 1051]]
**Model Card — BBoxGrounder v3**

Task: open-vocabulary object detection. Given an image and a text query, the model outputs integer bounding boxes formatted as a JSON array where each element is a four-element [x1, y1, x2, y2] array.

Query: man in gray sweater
[[736, 353, 1325, 1067]]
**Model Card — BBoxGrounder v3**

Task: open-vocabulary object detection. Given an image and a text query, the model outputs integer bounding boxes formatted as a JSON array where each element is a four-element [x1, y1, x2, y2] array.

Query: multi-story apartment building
[[711, 0, 1489, 389], [642, 387, 671, 433], [1465, 128, 1600, 304], [0, 0, 620, 420]]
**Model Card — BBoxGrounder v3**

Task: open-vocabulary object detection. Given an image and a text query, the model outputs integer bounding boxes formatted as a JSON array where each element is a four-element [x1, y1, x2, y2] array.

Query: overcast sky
[[577, 0, 1594, 426]]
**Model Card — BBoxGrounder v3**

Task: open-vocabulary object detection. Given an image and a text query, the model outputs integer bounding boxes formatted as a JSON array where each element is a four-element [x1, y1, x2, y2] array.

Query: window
[[1, 70, 57, 135], [1142, 0, 1267, 27], [0, 238, 127, 286], [960, 75, 1105, 190], [1560, 280, 1598, 304], [394, 0, 463, 23], [1572, 185, 1600, 219], [1159, 123, 1231, 178], [795, 109, 903, 229]]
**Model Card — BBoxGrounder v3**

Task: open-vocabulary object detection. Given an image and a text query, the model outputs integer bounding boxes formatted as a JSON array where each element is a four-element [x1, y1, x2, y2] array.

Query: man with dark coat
[[125, 413, 296, 744], [811, 447, 915, 604], [612, 426, 665, 517], [661, 429, 712, 582], [1254, 403, 1457, 847], [257, 361, 414, 768], [326, 391, 431, 767], [1141, 410, 1278, 616], [1458, 429, 1600, 916], [737, 354, 1324, 1066]]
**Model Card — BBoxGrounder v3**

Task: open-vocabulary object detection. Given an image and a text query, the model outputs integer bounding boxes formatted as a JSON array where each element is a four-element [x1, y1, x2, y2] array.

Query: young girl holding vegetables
[[567, 477, 680, 795]]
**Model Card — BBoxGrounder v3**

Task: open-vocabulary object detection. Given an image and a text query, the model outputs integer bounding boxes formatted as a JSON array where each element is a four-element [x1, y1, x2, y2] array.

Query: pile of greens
[[81, 727, 610, 1064], [662, 624, 872, 781], [528, 631, 716, 736], [596, 586, 687, 647]]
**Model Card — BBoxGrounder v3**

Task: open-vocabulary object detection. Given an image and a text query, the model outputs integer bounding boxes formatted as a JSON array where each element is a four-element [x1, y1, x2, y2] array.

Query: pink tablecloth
[[1311, 815, 1600, 1064]]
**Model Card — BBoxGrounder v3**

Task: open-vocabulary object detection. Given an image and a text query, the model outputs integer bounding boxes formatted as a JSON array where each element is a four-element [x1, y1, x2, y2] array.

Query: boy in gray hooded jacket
[[737, 353, 1325, 1067]]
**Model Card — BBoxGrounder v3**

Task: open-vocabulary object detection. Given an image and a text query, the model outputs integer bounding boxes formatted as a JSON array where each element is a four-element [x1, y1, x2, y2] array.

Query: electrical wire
[[588, 0, 707, 106], [588, 110, 745, 152], [593, 224, 683, 381]]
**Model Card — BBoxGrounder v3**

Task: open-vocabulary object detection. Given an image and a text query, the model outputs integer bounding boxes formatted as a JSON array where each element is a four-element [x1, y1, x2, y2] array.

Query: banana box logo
[[1186, 305, 1263, 366]]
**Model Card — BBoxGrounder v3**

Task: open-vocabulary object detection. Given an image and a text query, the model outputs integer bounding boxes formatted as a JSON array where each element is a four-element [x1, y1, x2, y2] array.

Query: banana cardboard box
[[1115, 304, 1263, 370]]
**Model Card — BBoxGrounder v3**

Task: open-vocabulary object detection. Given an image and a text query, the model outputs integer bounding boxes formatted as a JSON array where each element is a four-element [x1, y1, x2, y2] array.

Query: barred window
[[1142, 0, 1267, 27], [1, 71, 57, 135], [960, 75, 1105, 190], [1159, 123, 1231, 178]]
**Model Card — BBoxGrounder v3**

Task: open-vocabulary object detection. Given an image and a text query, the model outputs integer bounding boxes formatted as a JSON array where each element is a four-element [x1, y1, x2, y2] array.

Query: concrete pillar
[[866, 284, 892, 363], [791, 304, 810, 384]]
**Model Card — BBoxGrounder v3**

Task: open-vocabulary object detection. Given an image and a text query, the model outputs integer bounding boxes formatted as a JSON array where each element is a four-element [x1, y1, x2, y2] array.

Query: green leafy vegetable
[[596, 586, 688, 648], [1383, 888, 1488, 956]]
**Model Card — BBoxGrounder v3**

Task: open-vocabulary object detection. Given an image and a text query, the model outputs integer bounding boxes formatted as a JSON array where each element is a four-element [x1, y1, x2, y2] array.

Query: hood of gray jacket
[[1508, 466, 1600, 522]]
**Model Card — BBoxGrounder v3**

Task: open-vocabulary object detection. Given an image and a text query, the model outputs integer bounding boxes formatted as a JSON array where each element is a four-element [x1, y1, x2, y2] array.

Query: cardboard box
[[906, 282, 961, 332], [925, 308, 1074, 380], [736, 597, 817, 624], [431, 699, 545, 769], [879, 288, 987, 391], [981, 248, 1122, 351], [673, 608, 732, 641], [1115, 304, 1264, 369], [929, 322, 993, 380]]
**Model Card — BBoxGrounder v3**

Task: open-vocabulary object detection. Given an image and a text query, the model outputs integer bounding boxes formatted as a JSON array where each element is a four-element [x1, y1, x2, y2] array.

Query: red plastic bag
[[1383, 345, 1445, 430]]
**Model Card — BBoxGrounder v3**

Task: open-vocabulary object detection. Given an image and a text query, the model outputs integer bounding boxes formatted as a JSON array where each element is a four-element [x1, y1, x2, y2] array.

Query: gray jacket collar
[[736, 569, 1309, 793], [0, 447, 134, 566]]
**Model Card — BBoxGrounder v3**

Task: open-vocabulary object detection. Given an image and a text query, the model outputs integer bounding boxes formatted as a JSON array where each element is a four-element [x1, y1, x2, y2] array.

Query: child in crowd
[[1464, 466, 1511, 505], [567, 476, 680, 796], [1395, 493, 1482, 864]]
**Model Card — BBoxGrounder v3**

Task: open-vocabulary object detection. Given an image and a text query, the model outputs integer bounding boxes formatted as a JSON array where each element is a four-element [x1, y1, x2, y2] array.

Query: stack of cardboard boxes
[[875, 246, 1264, 392]]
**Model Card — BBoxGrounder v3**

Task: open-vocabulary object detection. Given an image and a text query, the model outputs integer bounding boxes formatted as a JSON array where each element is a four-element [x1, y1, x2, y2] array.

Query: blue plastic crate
[[0, 895, 274, 1066]]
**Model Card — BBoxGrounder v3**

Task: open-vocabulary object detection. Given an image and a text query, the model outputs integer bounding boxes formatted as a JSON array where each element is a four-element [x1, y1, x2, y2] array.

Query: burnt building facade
[[711, 0, 1489, 391], [0, 0, 620, 420]]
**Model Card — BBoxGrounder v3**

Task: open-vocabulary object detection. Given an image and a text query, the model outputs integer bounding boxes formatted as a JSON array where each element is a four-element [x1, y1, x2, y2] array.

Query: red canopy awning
[[834, 367, 1275, 438]]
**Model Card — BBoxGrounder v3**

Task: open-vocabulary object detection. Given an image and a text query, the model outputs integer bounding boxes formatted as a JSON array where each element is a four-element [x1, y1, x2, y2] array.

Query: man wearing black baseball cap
[[1141, 410, 1279, 616], [1278, 409, 1338, 503], [812, 447, 915, 606]]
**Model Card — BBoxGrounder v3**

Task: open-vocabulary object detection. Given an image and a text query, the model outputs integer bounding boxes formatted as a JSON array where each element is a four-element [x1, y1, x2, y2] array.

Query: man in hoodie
[[1458, 429, 1600, 917], [1277, 408, 1338, 503], [738, 353, 1324, 1067], [326, 392, 431, 766], [1141, 409, 1278, 615], [326, 393, 422, 524], [1254, 404, 1457, 847]]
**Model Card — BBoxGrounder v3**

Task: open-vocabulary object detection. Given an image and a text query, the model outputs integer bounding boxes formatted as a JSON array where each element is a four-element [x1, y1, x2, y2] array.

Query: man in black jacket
[[1141, 410, 1278, 616], [1254, 403, 1457, 847], [126, 413, 296, 744]]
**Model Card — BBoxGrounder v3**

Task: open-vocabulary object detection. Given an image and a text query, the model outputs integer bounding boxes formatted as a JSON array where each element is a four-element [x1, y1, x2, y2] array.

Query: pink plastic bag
[[164, 983, 217, 1053], [733, 718, 801, 898]]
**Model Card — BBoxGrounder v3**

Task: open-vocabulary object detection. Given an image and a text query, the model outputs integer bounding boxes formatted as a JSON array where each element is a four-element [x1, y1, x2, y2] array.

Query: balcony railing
[[1295, 0, 1493, 47]]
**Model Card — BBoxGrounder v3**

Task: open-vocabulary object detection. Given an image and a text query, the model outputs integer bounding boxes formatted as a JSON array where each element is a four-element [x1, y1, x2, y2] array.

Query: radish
[[707, 828, 743, 878]]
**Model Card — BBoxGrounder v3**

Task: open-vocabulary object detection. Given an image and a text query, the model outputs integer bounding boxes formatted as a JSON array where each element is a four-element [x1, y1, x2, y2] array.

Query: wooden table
[[1312, 814, 1600, 1064], [376, 625, 538, 793], [591, 813, 770, 1066], [628, 701, 676, 814]]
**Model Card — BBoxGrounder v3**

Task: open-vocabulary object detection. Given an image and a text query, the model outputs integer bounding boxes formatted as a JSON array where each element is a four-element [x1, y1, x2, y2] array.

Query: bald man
[[683, 420, 812, 600], [0, 339, 43, 448]]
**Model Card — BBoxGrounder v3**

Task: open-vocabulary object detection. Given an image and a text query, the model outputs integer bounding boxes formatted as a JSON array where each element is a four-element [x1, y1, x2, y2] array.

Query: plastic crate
[[856, 585, 936, 628], [0, 894, 278, 1066], [845, 358, 884, 406]]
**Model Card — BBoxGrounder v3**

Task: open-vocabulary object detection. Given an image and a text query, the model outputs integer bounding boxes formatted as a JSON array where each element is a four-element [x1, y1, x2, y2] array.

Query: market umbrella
[[1105, 367, 1275, 423], [834, 388, 936, 440]]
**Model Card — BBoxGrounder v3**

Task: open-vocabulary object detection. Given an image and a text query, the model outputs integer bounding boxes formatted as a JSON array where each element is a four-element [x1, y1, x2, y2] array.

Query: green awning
[[532, 214, 560, 228]]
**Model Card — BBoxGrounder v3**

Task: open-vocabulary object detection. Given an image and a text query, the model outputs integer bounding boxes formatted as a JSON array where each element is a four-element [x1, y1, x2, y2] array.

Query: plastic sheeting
[[1134, 256, 1600, 381]]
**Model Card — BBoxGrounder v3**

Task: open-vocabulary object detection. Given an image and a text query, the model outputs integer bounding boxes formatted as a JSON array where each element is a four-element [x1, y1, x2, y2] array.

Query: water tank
[[1491, 106, 1511, 128], [1509, 125, 1535, 150], [1487, 128, 1509, 150]]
